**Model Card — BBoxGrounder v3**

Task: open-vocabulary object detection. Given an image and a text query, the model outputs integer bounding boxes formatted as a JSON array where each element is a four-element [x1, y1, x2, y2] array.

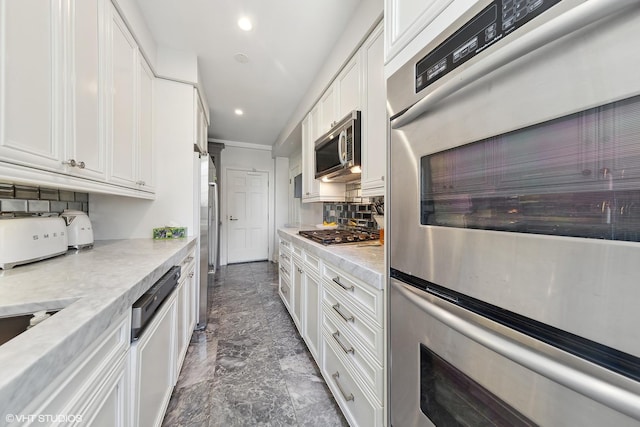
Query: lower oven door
[[390, 278, 640, 427]]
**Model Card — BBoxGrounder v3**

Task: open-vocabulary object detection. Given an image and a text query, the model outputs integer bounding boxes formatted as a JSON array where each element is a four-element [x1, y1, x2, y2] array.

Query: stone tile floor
[[162, 261, 348, 427]]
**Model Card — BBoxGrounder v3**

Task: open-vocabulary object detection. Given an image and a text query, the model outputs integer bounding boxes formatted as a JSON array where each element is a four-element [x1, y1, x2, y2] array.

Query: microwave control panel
[[415, 0, 562, 93]]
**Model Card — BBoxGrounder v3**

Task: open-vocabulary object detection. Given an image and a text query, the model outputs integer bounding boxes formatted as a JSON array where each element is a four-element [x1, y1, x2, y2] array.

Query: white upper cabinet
[[67, 0, 107, 181], [194, 89, 209, 153], [109, 5, 138, 187], [385, 0, 479, 73], [319, 85, 338, 136], [361, 23, 386, 197], [0, 0, 155, 198], [318, 55, 362, 137], [336, 55, 361, 119], [0, 0, 64, 170], [138, 57, 155, 191], [385, 0, 454, 63]]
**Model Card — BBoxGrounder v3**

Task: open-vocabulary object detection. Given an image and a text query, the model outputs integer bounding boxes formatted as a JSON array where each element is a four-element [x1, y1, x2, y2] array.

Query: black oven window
[[420, 93, 640, 242], [420, 344, 537, 426]]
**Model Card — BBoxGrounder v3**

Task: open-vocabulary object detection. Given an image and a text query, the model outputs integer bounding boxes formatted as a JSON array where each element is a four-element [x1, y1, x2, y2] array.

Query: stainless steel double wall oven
[[388, 0, 640, 425]]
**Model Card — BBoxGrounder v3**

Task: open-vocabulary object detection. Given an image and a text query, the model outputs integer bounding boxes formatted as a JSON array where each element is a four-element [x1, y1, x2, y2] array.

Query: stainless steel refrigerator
[[197, 153, 218, 330]]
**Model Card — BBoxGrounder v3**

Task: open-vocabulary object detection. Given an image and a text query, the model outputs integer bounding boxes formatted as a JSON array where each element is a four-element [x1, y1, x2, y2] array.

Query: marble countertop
[[0, 237, 197, 416], [278, 226, 385, 290]]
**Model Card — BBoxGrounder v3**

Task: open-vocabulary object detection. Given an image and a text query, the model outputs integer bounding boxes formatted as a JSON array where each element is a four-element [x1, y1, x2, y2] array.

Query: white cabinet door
[[67, 0, 106, 180], [131, 292, 177, 427], [361, 23, 386, 197], [303, 271, 321, 363], [109, 5, 138, 187], [319, 84, 338, 136], [85, 354, 130, 427], [384, 0, 455, 63], [194, 89, 208, 153], [138, 57, 154, 191], [337, 55, 361, 119], [0, 0, 64, 170], [175, 261, 195, 377], [292, 256, 304, 332]]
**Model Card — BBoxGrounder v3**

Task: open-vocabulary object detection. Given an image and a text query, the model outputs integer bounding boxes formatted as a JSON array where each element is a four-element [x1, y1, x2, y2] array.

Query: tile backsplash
[[323, 182, 384, 230], [0, 183, 89, 215]]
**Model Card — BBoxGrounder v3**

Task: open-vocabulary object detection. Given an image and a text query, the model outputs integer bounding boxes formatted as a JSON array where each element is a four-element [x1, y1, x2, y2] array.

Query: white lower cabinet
[[84, 352, 130, 427], [278, 237, 384, 427], [130, 290, 177, 427], [12, 311, 131, 427], [291, 255, 304, 331], [175, 256, 196, 377], [322, 331, 383, 427], [302, 270, 321, 363]]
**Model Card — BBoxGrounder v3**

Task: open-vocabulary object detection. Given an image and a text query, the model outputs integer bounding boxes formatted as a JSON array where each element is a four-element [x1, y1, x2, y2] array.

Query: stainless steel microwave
[[314, 110, 361, 182]]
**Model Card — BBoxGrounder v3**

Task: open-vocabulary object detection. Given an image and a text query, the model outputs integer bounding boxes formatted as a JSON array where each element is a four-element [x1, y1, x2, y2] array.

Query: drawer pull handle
[[280, 266, 287, 274], [332, 371, 354, 402], [332, 303, 354, 323], [333, 276, 354, 292], [332, 331, 354, 355], [281, 254, 289, 261]]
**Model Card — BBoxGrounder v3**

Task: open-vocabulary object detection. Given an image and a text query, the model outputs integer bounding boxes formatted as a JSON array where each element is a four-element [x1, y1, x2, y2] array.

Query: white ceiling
[[134, 0, 362, 146]]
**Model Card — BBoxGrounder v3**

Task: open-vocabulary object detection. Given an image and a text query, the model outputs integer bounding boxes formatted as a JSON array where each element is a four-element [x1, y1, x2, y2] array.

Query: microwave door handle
[[338, 130, 348, 165], [391, 0, 638, 129]]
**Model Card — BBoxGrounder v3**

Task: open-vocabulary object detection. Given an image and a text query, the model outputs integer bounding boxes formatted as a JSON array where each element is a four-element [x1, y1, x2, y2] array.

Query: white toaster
[[0, 217, 68, 269]]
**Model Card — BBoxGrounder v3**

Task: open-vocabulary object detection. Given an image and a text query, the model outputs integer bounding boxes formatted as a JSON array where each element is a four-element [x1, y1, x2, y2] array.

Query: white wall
[[91, 79, 198, 240], [219, 144, 275, 265], [274, 156, 290, 247], [112, 0, 157, 70], [288, 148, 323, 226], [273, 0, 384, 155]]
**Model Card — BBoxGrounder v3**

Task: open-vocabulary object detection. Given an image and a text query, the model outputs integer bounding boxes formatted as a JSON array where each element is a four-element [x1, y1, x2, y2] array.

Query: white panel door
[[68, 0, 106, 180], [109, 5, 138, 187], [0, 0, 64, 170], [227, 169, 269, 263]]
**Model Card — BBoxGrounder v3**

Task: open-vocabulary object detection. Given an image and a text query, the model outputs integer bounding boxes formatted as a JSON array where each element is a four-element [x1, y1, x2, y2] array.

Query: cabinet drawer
[[278, 254, 291, 281], [322, 263, 382, 325], [279, 238, 291, 252], [304, 251, 320, 274], [323, 307, 383, 401], [292, 243, 303, 259], [322, 331, 383, 427], [279, 276, 291, 309], [322, 285, 383, 363]]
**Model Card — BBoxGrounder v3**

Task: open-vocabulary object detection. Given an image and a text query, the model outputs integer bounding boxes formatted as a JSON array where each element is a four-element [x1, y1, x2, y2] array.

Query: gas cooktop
[[298, 229, 379, 245]]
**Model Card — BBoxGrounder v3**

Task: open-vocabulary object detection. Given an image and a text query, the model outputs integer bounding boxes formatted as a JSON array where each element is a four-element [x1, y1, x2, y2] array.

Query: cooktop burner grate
[[298, 229, 379, 245]]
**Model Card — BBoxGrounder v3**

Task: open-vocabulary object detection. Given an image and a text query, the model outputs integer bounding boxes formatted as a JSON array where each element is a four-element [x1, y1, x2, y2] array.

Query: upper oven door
[[388, 0, 640, 359]]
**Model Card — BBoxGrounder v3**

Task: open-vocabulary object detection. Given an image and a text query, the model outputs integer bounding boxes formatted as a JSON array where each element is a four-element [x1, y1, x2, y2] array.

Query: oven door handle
[[391, 0, 640, 129], [393, 279, 640, 421]]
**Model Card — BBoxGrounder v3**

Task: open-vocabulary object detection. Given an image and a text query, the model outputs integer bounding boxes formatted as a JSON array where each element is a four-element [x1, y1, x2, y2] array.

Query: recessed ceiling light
[[238, 17, 252, 31], [234, 109, 244, 116], [234, 53, 249, 64]]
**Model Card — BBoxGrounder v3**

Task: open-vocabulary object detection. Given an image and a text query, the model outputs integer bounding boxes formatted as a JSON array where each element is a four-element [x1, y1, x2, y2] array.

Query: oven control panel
[[415, 0, 562, 93]]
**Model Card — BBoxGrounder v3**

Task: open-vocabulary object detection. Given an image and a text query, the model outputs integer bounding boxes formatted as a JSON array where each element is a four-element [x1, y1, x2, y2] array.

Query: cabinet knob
[[78, 161, 85, 169], [62, 159, 77, 167]]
